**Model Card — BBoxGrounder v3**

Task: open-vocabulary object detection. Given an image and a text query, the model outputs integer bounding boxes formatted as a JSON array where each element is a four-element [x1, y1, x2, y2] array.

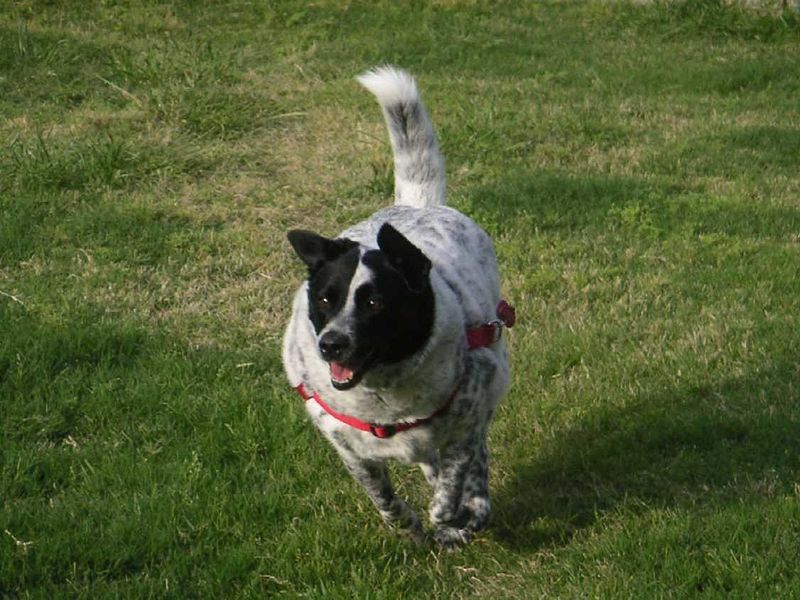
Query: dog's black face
[[288, 223, 435, 390]]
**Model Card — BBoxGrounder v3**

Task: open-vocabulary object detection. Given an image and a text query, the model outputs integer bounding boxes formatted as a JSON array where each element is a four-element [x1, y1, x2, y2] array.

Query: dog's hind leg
[[343, 457, 424, 541]]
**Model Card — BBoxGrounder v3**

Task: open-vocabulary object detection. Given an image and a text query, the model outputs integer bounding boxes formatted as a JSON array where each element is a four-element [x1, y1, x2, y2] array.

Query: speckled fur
[[282, 67, 510, 547]]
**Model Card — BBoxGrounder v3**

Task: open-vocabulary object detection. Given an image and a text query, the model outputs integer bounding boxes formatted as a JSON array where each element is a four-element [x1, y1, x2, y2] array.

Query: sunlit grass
[[2, 0, 799, 596]]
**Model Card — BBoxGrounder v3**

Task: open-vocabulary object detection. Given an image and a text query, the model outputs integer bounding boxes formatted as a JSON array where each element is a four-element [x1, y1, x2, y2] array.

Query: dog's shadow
[[490, 357, 800, 551], [454, 169, 800, 551]]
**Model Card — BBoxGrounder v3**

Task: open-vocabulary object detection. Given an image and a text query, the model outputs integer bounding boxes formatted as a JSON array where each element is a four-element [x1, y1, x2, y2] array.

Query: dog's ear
[[377, 223, 431, 292], [287, 230, 355, 272]]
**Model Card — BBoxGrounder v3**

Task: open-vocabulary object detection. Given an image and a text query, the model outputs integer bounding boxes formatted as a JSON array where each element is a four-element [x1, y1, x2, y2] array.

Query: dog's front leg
[[428, 432, 493, 549], [428, 442, 476, 548], [342, 457, 424, 541]]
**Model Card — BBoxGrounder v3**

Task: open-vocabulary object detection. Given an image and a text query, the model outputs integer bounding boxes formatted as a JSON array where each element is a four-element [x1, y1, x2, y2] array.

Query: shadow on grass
[[462, 168, 800, 246], [464, 169, 800, 551], [492, 358, 800, 551], [649, 125, 800, 179], [0, 303, 151, 447], [459, 170, 675, 236]]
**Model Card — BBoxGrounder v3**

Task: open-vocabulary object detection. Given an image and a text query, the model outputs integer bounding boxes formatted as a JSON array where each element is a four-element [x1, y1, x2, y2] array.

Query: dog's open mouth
[[329, 361, 366, 391]]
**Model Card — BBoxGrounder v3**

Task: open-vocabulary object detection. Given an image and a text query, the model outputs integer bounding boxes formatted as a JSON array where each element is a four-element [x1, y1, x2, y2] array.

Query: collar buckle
[[486, 319, 504, 343]]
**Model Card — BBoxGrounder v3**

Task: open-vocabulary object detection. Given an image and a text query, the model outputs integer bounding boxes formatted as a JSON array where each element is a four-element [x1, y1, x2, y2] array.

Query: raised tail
[[357, 66, 446, 208]]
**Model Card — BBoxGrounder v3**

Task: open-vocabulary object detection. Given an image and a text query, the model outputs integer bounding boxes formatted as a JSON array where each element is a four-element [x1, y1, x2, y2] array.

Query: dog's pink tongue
[[330, 362, 353, 382]]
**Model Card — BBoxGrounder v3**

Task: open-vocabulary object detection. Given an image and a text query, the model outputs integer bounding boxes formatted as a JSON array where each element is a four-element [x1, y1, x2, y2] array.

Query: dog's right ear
[[287, 230, 355, 272]]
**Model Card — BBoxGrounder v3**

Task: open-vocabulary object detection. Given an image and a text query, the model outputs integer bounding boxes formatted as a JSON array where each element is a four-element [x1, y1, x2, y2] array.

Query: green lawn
[[2, 1, 800, 597]]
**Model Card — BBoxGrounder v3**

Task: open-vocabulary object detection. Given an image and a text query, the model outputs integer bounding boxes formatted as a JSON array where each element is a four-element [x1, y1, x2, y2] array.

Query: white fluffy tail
[[357, 66, 446, 208]]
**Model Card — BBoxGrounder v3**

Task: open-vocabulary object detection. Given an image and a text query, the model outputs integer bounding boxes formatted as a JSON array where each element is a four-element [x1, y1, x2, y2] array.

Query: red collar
[[295, 382, 458, 439], [294, 300, 515, 439]]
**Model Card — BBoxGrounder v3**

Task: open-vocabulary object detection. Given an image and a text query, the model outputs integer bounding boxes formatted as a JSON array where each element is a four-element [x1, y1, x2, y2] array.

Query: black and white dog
[[282, 66, 514, 547]]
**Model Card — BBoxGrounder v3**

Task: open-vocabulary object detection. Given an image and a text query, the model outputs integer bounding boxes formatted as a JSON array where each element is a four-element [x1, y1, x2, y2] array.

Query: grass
[[2, 0, 800, 596]]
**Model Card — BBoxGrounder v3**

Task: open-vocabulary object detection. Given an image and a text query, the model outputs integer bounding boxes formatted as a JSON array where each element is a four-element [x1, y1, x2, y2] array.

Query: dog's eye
[[317, 296, 330, 310], [366, 297, 384, 314]]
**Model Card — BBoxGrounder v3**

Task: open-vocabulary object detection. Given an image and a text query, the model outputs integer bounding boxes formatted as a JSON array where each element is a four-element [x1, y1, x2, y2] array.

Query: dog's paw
[[429, 497, 465, 527], [433, 526, 472, 550]]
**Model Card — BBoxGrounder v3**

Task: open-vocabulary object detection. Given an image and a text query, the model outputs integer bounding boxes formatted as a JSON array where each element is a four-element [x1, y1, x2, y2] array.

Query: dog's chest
[[302, 349, 503, 464], [308, 393, 478, 464], [319, 413, 437, 463]]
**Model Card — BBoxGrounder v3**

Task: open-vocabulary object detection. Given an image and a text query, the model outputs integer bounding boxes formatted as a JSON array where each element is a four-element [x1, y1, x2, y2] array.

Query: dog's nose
[[318, 331, 351, 361]]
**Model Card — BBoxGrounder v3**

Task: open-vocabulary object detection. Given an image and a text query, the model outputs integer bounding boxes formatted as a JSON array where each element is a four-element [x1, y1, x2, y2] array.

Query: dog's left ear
[[377, 223, 431, 292]]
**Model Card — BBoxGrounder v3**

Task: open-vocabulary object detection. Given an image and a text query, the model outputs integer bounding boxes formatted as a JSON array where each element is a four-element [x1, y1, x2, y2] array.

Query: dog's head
[[288, 223, 435, 390]]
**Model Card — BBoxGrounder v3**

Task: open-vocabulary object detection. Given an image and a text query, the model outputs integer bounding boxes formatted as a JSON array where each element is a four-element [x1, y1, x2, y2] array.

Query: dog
[[282, 66, 514, 547]]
